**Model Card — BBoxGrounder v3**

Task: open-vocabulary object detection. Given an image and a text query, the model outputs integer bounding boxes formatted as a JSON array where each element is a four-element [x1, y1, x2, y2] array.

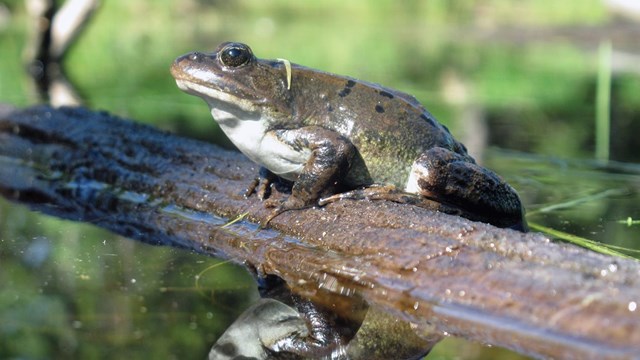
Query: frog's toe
[[263, 197, 283, 209], [261, 196, 313, 226], [246, 167, 278, 200], [244, 177, 260, 198], [260, 209, 279, 228], [318, 185, 397, 205]]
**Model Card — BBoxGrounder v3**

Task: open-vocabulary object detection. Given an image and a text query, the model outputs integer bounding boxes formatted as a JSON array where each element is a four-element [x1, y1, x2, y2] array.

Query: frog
[[170, 42, 526, 231], [171, 42, 527, 359]]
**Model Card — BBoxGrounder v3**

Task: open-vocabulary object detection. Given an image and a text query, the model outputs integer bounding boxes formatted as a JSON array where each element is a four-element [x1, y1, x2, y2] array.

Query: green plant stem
[[595, 40, 611, 161], [529, 222, 635, 259]]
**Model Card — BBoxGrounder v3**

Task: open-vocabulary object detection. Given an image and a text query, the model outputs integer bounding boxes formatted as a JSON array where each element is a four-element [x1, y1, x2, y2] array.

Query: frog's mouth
[[175, 79, 262, 116], [175, 77, 270, 133]]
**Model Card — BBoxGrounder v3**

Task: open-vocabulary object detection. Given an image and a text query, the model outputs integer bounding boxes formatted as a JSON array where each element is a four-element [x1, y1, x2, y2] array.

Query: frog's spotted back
[[172, 42, 526, 231]]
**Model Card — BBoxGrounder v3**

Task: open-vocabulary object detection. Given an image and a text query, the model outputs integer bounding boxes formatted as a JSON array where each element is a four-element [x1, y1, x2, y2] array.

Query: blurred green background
[[1, 0, 639, 359]]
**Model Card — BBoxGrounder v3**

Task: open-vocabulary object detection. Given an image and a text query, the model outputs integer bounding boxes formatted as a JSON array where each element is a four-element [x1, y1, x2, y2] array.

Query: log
[[1, 105, 639, 359]]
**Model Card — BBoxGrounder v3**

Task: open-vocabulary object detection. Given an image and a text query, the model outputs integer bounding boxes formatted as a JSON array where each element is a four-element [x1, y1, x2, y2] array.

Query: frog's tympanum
[[172, 42, 526, 359], [171, 42, 526, 231]]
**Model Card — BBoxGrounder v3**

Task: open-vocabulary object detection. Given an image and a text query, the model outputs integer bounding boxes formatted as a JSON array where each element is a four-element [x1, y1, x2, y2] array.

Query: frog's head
[[171, 42, 293, 124]]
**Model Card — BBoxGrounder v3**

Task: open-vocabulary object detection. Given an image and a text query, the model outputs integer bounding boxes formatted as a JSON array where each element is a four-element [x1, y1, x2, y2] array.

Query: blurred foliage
[[1, 0, 639, 359]]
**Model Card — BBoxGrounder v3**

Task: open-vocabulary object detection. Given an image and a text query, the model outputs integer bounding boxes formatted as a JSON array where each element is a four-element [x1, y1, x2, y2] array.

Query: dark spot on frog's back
[[420, 113, 437, 127], [375, 105, 385, 113], [338, 80, 357, 98], [379, 90, 394, 99]]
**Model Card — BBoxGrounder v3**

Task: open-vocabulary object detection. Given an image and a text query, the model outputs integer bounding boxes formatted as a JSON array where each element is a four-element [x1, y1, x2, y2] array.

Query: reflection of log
[[1, 106, 639, 359], [25, 0, 99, 105]]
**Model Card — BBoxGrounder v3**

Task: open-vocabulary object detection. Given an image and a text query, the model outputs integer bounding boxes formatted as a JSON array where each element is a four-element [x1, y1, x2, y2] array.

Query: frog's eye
[[220, 44, 252, 68]]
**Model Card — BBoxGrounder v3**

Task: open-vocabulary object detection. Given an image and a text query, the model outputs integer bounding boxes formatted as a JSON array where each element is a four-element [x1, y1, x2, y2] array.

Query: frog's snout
[[171, 52, 212, 78]]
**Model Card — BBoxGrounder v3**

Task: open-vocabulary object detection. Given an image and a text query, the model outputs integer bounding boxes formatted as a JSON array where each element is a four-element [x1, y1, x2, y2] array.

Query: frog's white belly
[[176, 78, 310, 180], [211, 107, 310, 181]]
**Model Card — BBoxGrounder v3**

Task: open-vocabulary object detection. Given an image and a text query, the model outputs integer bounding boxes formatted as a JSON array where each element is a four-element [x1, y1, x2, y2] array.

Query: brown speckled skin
[[280, 65, 470, 187], [171, 42, 525, 230]]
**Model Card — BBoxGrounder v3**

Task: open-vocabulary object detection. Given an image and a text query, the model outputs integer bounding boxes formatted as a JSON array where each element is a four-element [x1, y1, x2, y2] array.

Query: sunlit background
[[1, 1, 639, 359]]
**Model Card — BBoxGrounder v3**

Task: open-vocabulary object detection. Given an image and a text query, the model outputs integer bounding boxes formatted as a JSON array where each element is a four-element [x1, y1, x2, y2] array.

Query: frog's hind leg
[[408, 147, 526, 230]]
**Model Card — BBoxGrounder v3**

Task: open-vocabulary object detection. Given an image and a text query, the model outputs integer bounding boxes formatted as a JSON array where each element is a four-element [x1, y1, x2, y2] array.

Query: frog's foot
[[245, 167, 279, 200], [319, 184, 464, 215], [318, 184, 397, 206]]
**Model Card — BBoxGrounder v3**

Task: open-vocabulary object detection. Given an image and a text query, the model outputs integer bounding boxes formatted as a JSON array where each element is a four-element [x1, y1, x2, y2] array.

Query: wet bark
[[1, 105, 639, 360]]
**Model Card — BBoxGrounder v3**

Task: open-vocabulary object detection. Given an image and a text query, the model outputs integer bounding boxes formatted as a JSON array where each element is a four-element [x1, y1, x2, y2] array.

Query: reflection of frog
[[171, 42, 525, 230], [208, 276, 437, 359]]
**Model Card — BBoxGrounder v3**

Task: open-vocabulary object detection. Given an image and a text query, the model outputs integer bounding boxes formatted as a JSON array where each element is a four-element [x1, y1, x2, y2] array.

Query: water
[[1, 1, 639, 359]]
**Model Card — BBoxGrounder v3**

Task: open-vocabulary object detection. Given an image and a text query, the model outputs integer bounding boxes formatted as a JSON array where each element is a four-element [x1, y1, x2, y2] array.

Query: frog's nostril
[[188, 52, 201, 61]]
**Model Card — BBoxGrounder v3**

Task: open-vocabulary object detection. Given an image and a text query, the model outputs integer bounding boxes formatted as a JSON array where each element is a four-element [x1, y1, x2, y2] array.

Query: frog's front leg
[[407, 147, 526, 230], [263, 126, 356, 212], [209, 274, 361, 359], [209, 297, 357, 360], [208, 298, 310, 360]]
